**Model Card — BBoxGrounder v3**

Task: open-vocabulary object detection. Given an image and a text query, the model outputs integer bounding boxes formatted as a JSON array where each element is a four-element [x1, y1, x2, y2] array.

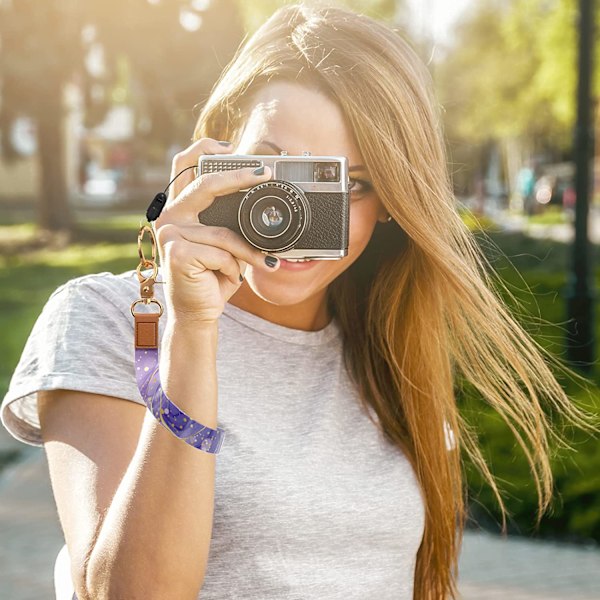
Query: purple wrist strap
[[135, 346, 226, 454]]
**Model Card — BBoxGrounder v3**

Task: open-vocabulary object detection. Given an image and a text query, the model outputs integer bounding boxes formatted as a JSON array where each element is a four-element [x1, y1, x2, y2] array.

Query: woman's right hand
[[152, 137, 281, 326]]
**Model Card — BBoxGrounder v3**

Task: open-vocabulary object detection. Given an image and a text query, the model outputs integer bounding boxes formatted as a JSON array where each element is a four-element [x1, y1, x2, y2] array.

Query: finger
[[236, 258, 248, 281], [172, 224, 280, 272], [182, 242, 244, 287], [165, 165, 273, 226], [168, 138, 235, 201]]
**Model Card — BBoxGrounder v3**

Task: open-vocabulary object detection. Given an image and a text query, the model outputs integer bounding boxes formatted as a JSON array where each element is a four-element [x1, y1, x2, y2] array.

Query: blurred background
[[0, 1, 599, 598]]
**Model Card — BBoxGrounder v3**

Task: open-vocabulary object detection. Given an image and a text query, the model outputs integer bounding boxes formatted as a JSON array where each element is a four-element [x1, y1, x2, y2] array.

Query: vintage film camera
[[197, 152, 349, 260]]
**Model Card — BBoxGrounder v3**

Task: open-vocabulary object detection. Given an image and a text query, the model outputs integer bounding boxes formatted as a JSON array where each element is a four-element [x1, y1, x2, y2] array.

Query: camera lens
[[238, 180, 310, 252], [249, 196, 292, 238]]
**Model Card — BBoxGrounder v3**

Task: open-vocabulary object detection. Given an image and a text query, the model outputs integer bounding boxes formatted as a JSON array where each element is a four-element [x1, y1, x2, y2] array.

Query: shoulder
[[29, 268, 158, 348], [1, 269, 153, 447], [56, 268, 145, 300], [31, 267, 152, 345], [50, 268, 158, 320]]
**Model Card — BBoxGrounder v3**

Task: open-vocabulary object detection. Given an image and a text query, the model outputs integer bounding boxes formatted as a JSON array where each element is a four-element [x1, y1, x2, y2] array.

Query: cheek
[[347, 199, 380, 257], [308, 198, 379, 283]]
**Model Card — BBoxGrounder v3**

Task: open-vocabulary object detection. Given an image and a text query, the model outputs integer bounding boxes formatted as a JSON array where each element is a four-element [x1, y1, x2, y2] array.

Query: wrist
[[162, 319, 218, 360], [166, 316, 219, 334]]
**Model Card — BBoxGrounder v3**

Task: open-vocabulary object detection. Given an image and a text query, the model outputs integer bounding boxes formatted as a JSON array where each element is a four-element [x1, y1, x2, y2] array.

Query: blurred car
[[533, 162, 575, 210], [81, 168, 123, 207]]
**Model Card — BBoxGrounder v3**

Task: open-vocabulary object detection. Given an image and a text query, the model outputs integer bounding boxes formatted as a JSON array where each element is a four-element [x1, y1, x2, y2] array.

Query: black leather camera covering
[[197, 188, 349, 252]]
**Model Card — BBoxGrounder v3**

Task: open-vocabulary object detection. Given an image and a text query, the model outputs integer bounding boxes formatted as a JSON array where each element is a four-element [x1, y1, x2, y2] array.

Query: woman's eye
[[349, 178, 373, 197]]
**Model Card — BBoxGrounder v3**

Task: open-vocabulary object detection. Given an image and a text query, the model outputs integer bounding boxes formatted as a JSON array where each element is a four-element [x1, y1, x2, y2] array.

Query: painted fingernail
[[253, 165, 265, 176], [218, 140, 232, 146], [264, 255, 279, 268], [239, 274, 244, 282]]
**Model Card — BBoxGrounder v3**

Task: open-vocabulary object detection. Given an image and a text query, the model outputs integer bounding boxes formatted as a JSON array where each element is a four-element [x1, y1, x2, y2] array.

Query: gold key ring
[[137, 224, 157, 267], [131, 298, 164, 318], [136, 260, 158, 284], [136, 224, 160, 285], [131, 223, 164, 316]]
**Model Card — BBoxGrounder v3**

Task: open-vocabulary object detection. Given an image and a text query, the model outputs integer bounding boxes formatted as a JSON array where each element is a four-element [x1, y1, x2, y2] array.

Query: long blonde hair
[[191, 2, 595, 597]]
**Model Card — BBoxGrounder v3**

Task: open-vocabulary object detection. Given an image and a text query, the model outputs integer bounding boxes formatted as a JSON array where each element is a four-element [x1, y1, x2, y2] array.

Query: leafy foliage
[[462, 229, 600, 543], [437, 0, 600, 152]]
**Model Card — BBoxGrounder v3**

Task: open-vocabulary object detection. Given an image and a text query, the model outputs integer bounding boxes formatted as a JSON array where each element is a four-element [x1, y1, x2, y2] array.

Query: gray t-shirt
[[1, 268, 425, 599]]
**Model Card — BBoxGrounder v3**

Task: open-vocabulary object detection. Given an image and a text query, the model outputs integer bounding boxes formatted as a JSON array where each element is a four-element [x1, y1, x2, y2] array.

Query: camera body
[[197, 152, 349, 260]]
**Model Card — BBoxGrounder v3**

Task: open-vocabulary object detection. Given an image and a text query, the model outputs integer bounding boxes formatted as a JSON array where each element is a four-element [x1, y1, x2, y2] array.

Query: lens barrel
[[238, 180, 311, 252]]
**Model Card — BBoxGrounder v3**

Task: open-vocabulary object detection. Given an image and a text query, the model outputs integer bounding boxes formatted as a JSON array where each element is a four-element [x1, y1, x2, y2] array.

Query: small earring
[[385, 214, 392, 223]]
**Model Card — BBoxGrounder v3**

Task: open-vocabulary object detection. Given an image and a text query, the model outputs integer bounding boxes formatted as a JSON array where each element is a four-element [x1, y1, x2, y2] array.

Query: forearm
[[85, 320, 219, 600]]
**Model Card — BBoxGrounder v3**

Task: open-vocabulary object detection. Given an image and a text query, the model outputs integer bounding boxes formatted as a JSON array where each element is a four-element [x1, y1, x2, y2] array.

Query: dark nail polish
[[264, 255, 278, 268], [253, 165, 265, 176], [218, 140, 232, 146], [239, 274, 244, 282]]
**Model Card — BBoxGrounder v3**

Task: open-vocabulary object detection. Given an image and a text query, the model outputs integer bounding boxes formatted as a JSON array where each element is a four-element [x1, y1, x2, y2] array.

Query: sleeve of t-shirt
[[1, 277, 145, 448]]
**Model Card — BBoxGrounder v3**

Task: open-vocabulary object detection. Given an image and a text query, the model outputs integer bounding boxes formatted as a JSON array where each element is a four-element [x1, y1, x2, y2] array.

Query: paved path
[[458, 529, 600, 599], [470, 200, 600, 245], [0, 447, 599, 599], [0, 448, 64, 600]]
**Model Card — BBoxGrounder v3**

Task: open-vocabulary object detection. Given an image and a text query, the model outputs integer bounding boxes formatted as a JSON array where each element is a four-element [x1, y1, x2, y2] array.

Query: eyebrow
[[255, 140, 367, 172]]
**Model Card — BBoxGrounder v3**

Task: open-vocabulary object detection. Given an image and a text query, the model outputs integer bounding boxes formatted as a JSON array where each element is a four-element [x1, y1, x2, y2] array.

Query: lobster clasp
[[137, 261, 158, 300], [136, 224, 160, 302]]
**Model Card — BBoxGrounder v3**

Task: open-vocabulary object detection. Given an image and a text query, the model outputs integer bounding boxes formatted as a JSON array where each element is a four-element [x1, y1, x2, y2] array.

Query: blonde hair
[[191, 2, 596, 597]]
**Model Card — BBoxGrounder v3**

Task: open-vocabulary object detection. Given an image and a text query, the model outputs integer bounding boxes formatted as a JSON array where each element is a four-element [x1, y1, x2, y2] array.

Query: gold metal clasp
[[137, 224, 157, 267], [131, 223, 164, 317], [131, 298, 164, 318]]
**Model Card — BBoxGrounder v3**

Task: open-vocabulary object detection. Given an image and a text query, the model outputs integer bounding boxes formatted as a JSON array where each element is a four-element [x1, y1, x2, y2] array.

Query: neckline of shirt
[[135, 267, 342, 347], [222, 301, 341, 347]]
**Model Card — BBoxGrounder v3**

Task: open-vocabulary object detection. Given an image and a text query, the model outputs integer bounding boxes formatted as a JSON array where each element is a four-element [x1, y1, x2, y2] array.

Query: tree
[[0, 0, 244, 233], [435, 0, 600, 196], [237, 0, 399, 33]]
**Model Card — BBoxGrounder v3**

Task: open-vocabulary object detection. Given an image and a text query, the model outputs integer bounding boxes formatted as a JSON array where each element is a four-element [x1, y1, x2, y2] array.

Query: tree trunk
[[35, 79, 73, 233]]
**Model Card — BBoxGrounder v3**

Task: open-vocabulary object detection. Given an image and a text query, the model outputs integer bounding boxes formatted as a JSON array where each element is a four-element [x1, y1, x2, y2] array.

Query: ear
[[377, 207, 391, 223], [373, 196, 390, 223]]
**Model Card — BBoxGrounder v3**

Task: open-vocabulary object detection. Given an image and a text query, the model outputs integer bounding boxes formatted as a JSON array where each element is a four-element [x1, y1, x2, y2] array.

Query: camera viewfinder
[[314, 162, 340, 182]]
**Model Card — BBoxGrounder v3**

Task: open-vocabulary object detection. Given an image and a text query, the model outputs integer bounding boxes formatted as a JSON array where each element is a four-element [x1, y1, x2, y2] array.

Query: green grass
[[0, 449, 23, 473], [527, 206, 570, 226], [459, 208, 502, 233], [0, 215, 144, 395]]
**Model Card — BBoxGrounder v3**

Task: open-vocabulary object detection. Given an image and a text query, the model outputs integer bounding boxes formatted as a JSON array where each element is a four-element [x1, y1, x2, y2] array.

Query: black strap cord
[[145, 165, 198, 222]]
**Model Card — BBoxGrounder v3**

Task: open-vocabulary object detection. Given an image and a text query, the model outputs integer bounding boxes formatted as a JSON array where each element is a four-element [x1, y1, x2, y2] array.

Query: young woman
[[0, 3, 593, 599]]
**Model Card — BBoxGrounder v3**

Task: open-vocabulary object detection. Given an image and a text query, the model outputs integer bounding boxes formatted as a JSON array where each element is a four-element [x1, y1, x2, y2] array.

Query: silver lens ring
[[248, 195, 293, 239], [238, 180, 310, 252]]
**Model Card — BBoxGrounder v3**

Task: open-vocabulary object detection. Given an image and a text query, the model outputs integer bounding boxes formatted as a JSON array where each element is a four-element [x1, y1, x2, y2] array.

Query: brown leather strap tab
[[134, 312, 159, 349]]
